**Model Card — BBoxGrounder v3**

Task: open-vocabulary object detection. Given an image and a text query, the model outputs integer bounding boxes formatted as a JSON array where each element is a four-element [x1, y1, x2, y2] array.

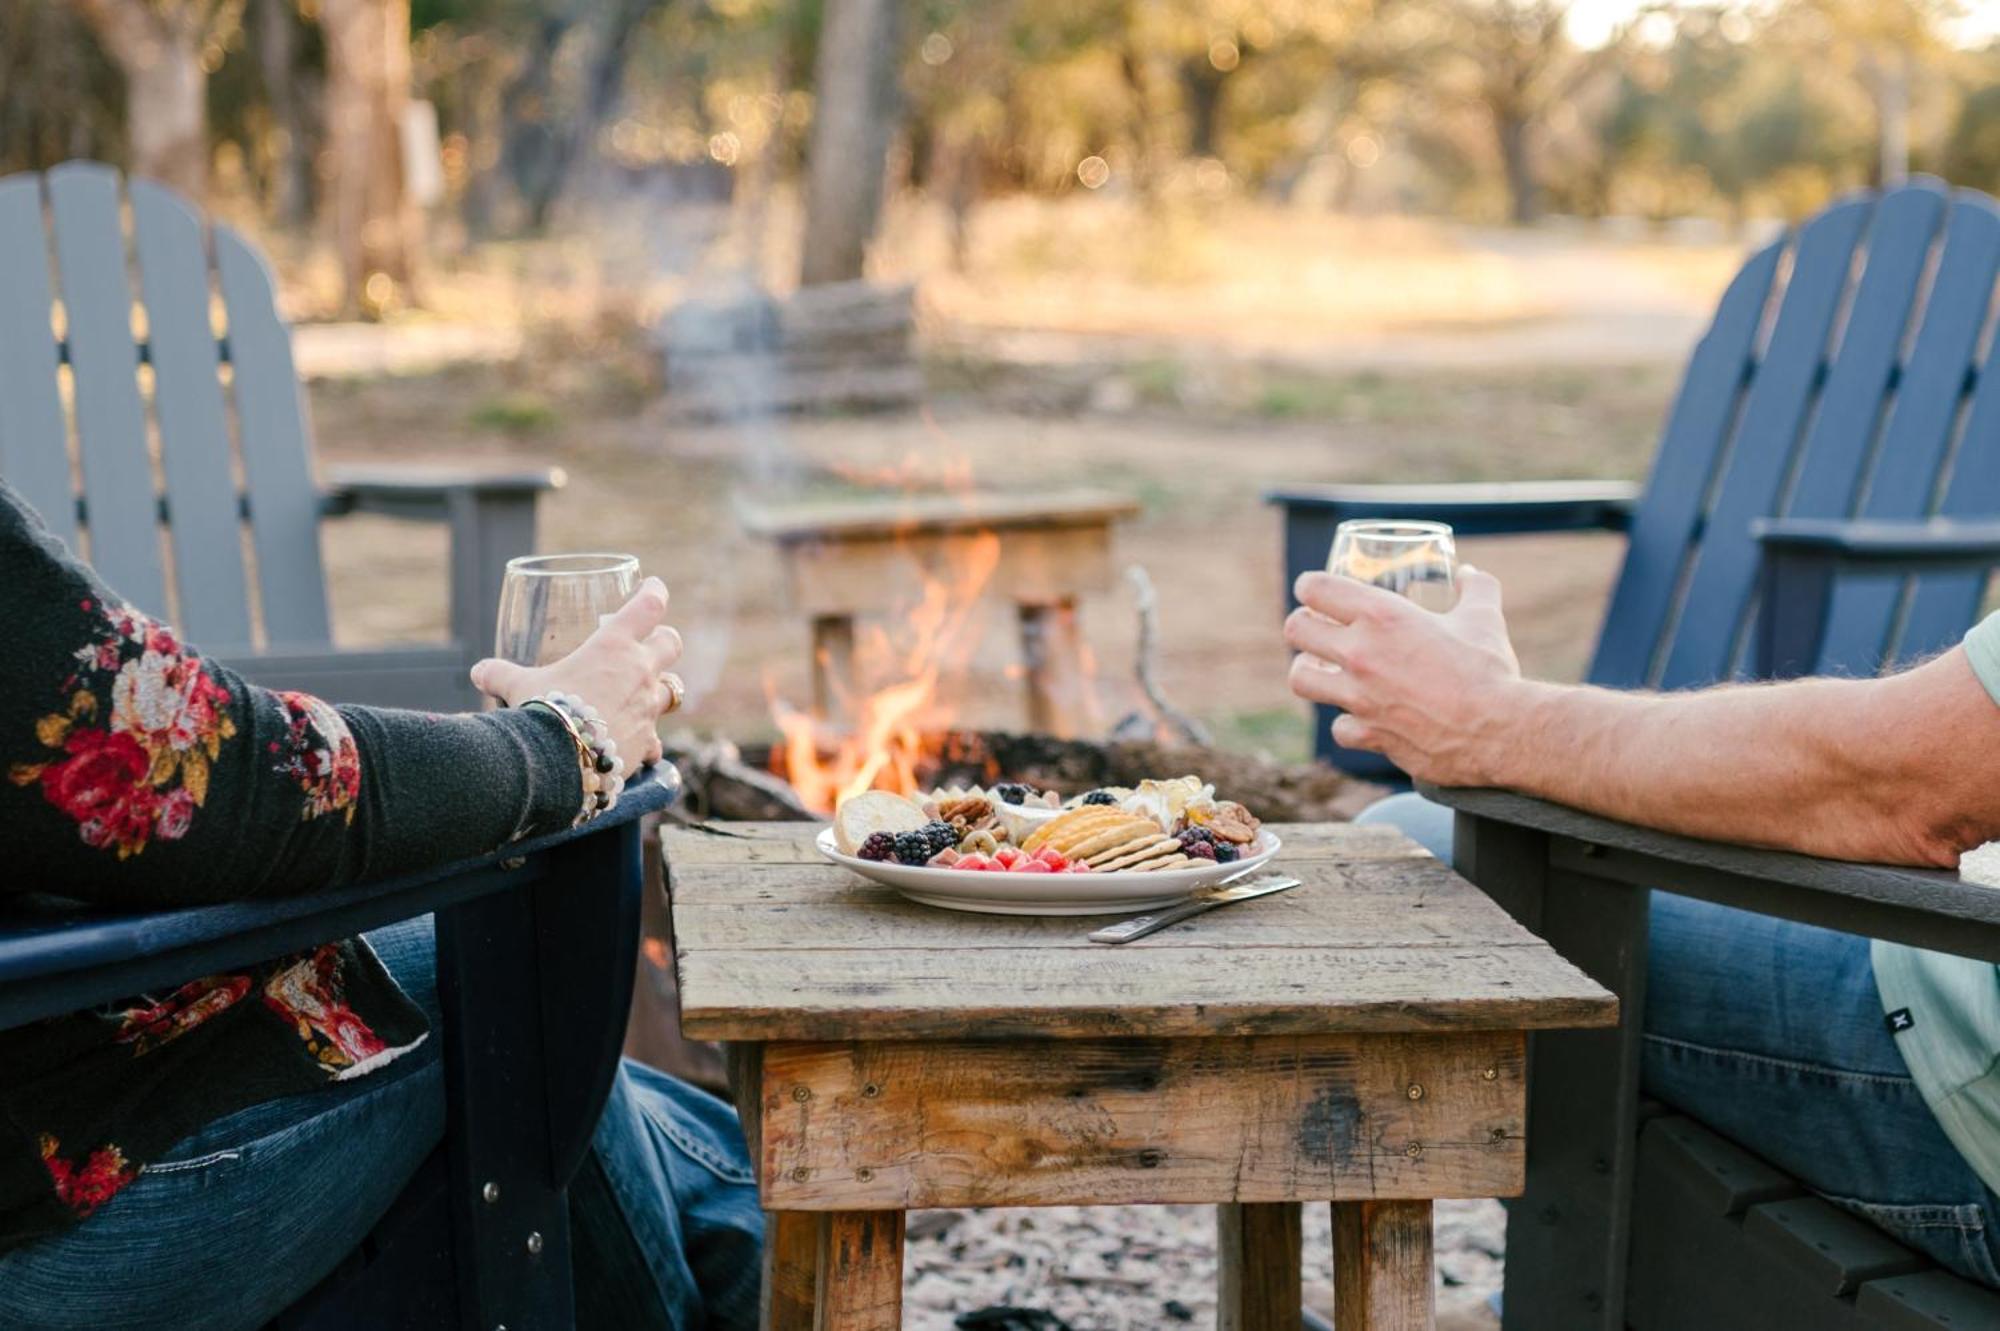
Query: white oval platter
[[814, 828, 1282, 916]]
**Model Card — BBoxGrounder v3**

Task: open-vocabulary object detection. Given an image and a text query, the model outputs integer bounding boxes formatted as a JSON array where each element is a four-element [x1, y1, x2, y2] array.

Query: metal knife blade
[[1087, 874, 1301, 944]]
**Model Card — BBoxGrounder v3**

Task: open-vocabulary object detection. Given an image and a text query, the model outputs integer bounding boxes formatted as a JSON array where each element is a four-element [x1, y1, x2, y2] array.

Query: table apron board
[[735, 1030, 1527, 1212]]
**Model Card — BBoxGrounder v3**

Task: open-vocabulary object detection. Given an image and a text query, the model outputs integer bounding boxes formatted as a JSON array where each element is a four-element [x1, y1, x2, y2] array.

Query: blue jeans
[[1362, 792, 2000, 1287], [0, 917, 763, 1330]]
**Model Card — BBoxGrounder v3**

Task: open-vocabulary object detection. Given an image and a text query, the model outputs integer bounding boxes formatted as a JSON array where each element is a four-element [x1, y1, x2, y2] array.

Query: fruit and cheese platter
[[818, 777, 1280, 915]]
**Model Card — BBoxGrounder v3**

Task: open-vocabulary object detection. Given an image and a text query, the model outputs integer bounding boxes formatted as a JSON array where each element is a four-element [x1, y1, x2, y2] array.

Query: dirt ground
[[313, 351, 1672, 762]]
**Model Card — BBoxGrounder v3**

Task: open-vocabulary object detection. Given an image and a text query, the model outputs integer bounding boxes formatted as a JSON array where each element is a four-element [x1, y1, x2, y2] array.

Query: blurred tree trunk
[[253, 0, 312, 226], [1495, 109, 1539, 224], [73, 0, 223, 200], [497, 0, 666, 233], [799, 0, 902, 286], [1178, 58, 1228, 160], [321, 0, 418, 316], [1870, 48, 1911, 186]]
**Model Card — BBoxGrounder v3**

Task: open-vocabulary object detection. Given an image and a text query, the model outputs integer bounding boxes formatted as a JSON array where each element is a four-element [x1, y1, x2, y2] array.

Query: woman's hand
[[468, 576, 683, 770]]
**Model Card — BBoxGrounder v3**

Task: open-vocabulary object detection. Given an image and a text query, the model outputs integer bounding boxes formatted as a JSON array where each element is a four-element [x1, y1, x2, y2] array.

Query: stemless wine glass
[[1328, 519, 1458, 611], [494, 553, 641, 666]]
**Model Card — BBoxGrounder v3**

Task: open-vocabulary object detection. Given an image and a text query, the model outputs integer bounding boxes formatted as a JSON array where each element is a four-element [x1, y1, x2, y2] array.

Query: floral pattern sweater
[[0, 482, 583, 1251]]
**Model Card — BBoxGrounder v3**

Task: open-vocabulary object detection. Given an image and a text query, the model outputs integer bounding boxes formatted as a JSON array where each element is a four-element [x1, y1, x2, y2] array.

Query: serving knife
[[1087, 873, 1301, 944]]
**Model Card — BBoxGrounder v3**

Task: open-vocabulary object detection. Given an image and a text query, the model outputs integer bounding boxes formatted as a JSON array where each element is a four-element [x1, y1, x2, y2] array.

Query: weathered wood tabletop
[[664, 821, 1616, 1331]]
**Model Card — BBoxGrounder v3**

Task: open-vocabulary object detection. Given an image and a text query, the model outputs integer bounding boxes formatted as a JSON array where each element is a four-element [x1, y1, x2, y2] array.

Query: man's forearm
[[1477, 655, 1995, 867]]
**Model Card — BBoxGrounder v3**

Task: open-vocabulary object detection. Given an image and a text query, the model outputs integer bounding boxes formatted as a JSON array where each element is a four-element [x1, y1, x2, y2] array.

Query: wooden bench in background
[[741, 489, 1139, 738]]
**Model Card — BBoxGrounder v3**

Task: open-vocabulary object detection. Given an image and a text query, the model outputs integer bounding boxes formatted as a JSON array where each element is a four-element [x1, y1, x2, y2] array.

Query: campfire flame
[[767, 465, 1007, 814]]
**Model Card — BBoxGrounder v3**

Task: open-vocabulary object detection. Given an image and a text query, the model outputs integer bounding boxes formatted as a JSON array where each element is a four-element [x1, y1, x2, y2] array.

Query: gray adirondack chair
[[0, 161, 557, 711]]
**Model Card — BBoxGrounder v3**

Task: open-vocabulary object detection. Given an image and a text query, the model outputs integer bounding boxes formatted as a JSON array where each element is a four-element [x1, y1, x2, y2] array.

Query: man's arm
[[1285, 568, 2000, 868]]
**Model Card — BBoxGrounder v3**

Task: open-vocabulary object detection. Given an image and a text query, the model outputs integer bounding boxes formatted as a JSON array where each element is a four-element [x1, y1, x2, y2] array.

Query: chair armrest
[[1754, 516, 2000, 567], [319, 464, 564, 521], [1753, 517, 2000, 678], [321, 464, 564, 658], [1420, 783, 2000, 962], [1265, 480, 1641, 536], [0, 764, 680, 1030]]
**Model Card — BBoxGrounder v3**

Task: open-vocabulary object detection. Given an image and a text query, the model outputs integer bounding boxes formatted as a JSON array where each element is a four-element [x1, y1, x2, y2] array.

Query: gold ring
[[659, 672, 686, 715]]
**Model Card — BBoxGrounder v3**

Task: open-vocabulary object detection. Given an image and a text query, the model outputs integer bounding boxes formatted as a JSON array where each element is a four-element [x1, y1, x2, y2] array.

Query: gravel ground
[[898, 1199, 1504, 1330]]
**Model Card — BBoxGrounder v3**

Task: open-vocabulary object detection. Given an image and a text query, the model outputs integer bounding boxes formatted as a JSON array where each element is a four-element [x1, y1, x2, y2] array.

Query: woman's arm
[[1, 484, 676, 905], [1286, 568, 2000, 868]]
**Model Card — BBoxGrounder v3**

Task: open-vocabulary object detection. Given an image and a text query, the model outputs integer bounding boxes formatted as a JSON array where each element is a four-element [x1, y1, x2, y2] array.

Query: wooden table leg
[[1017, 597, 1085, 738], [1333, 1201, 1434, 1330], [763, 1211, 818, 1331], [1218, 1202, 1304, 1331], [815, 1211, 905, 1331], [810, 614, 857, 723]]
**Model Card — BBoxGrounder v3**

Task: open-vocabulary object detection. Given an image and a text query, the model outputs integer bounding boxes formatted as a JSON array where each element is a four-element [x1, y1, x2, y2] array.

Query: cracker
[[1096, 837, 1182, 872], [1062, 821, 1157, 861], [1082, 832, 1162, 867], [1024, 808, 1124, 853]]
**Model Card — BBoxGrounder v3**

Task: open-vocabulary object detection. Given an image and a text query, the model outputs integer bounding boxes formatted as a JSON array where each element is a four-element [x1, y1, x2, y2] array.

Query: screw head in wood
[[792, 1086, 812, 1102], [861, 1082, 881, 1098], [1490, 1128, 1507, 1145], [1406, 1083, 1424, 1101], [855, 1167, 874, 1182], [1138, 1149, 1164, 1168], [1404, 1141, 1424, 1159], [525, 1231, 543, 1256], [791, 1166, 811, 1183], [1482, 1067, 1498, 1081], [482, 1181, 500, 1204]]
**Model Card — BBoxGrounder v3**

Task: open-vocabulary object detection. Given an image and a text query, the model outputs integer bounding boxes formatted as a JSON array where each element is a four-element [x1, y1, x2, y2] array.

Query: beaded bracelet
[[522, 693, 625, 825]]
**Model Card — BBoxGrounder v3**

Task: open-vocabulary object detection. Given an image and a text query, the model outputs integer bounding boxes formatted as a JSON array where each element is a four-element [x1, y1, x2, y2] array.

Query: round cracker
[[1024, 807, 1124, 853], [1062, 820, 1157, 861]]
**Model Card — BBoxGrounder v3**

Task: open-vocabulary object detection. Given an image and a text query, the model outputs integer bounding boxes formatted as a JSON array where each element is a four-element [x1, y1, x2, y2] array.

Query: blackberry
[[919, 820, 958, 857], [892, 832, 933, 866], [994, 782, 1031, 805], [1178, 827, 1217, 849], [1214, 841, 1239, 864], [1182, 839, 1218, 862], [857, 832, 898, 862], [1081, 790, 1119, 807]]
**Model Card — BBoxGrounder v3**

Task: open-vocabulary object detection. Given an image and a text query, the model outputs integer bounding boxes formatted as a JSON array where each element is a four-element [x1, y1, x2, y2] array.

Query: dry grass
[[297, 195, 1748, 760]]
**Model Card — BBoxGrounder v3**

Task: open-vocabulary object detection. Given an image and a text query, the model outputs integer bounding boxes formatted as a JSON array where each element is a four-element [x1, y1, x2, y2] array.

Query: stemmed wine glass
[[494, 553, 641, 666], [1327, 519, 1458, 610]]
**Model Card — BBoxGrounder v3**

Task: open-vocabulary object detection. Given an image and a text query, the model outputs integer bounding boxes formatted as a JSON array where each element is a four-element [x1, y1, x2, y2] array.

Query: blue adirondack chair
[[0, 771, 679, 1329], [0, 161, 559, 713], [1275, 178, 2000, 1329], [1271, 177, 2000, 786]]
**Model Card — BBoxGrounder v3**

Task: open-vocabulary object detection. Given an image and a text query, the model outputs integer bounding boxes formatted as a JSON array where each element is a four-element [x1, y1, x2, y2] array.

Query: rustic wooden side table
[[738, 490, 1139, 737], [664, 822, 1616, 1330]]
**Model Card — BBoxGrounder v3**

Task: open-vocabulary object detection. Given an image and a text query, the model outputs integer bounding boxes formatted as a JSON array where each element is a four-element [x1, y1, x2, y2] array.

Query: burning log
[[914, 730, 1385, 824], [696, 729, 1385, 825]]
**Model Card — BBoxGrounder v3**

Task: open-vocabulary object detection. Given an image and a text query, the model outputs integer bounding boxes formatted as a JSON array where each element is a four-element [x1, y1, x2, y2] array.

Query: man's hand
[[1285, 567, 1530, 786]]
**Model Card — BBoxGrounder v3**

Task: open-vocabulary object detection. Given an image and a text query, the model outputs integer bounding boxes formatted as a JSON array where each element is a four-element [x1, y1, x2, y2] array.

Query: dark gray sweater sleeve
[[0, 481, 583, 906]]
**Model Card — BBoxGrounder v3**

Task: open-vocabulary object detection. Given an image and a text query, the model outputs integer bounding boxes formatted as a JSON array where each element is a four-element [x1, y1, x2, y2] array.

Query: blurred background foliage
[[3, 0, 1995, 314]]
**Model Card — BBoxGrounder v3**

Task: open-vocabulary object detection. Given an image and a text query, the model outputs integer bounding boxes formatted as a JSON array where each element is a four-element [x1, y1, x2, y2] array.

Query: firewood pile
[[658, 278, 922, 418], [660, 729, 1383, 825]]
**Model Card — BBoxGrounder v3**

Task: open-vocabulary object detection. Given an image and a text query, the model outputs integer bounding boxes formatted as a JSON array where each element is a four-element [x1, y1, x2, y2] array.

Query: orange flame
[[768, 498, 1004, 815]]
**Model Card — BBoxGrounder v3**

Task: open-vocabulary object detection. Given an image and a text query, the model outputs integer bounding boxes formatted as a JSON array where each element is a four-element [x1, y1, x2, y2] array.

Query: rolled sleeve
[[1966, 612, 2000, 707]]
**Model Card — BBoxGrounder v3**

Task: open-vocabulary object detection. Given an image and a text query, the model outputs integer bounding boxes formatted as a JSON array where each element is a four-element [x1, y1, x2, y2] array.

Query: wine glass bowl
[[1328, 519, 1457, 612], [493, 553, 641, 667]]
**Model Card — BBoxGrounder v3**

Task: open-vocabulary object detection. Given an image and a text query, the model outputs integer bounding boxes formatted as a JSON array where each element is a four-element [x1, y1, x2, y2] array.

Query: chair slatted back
[[0, 162, 331, 650], [1590, 179, 2000, 690]]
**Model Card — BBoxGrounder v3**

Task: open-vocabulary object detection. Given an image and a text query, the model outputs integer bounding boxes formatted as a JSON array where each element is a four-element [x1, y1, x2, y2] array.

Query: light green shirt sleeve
[[1967, 612, 2000, 705]]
